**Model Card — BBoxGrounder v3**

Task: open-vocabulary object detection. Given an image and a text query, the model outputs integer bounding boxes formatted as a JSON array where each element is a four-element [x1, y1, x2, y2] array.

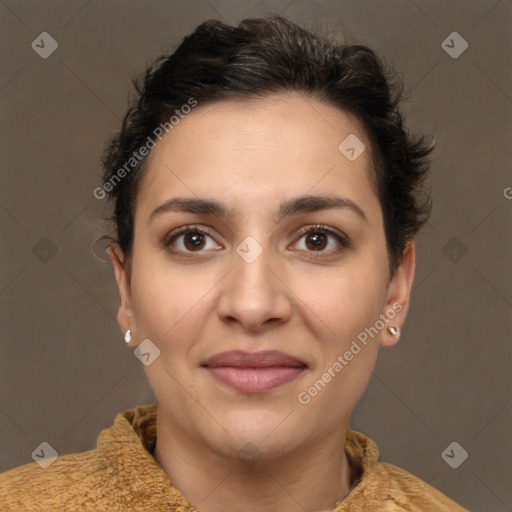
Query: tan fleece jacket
[[0, 403, 469, 511]]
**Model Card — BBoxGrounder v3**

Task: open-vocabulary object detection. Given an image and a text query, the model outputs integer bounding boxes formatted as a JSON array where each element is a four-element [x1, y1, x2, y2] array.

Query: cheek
[[294, 267, 384, 416], [293, 258, 387, 342], [129, 253, 218, 345], [302, 259, 387, 408]]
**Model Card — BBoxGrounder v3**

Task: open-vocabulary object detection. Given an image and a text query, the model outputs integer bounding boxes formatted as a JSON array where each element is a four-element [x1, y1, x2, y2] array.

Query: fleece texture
[[0, 403, 469, 511]]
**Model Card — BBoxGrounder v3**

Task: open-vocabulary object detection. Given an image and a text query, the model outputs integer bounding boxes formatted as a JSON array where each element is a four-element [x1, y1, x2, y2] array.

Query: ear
[[106, 243, 136, 342], [380, 240, 416, 348]]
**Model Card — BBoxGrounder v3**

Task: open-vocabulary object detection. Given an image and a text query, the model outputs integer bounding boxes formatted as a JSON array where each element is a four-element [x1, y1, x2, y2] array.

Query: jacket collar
[[97, 402, 380, 509], [96, 403, 194, 509]]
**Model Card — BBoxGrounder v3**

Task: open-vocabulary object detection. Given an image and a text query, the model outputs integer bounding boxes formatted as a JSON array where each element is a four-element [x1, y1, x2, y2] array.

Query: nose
[[217, 242, 292, 333]]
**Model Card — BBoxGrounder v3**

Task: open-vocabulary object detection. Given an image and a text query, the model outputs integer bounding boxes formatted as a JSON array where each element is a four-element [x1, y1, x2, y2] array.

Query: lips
[[202, 350, 307, 393], [203, 350, 306, 369]]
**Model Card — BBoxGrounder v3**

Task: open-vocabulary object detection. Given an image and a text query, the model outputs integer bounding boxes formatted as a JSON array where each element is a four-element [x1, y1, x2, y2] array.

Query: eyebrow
[[149, 194, 368, 224]]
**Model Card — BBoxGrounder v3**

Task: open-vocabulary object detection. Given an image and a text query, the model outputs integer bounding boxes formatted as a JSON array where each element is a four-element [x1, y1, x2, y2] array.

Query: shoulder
[[370, 461, 470, 511], [0, 449, 108, 511], [343, 429, 469, 511], [0, 404, 174, 511]]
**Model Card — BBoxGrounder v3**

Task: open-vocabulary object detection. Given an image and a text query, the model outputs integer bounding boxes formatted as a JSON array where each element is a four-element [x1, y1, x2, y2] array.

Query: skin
[[107, 92, 415, 512]]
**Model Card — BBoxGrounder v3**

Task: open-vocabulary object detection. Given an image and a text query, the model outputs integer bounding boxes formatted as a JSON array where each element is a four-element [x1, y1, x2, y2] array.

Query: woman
[[0, 15, 468, 511]]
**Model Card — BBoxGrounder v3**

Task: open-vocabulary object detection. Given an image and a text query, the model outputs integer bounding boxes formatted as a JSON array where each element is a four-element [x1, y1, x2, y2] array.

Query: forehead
[[136, 92, 381, 223]]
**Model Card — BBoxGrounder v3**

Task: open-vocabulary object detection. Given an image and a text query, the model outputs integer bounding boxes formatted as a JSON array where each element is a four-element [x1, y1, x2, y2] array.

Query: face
[[109, 92, 415, 462]]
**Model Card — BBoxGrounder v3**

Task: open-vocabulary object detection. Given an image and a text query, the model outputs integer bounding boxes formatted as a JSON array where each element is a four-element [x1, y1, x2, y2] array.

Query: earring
[[387, 326, 400, 338], [124, 330, 132, 344]]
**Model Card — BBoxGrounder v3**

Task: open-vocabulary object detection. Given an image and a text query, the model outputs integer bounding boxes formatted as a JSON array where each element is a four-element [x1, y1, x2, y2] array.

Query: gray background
[[1, 1, 511, 511]]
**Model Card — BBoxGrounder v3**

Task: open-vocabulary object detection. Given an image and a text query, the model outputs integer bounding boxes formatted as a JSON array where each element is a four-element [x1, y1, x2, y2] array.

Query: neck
[[153, 415, 353, 512]]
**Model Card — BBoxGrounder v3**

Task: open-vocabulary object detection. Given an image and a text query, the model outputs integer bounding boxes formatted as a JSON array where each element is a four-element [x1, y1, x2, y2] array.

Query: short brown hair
[[101, 15, 433, 275]]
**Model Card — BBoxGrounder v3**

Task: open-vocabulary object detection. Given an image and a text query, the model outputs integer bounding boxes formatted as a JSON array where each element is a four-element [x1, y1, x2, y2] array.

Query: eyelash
[[163, 224, 350, 257]]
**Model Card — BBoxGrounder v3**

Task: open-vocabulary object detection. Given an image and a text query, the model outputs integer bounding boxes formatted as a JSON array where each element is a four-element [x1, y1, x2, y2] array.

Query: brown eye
[[305, 232, 328, 251], [164, 225, 221, 254], [293, 225, 350, 255], [183, 232, 206, 251]]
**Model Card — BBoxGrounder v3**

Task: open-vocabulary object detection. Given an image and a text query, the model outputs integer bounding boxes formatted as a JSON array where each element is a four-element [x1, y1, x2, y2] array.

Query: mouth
[[202, 350, 307, 393]]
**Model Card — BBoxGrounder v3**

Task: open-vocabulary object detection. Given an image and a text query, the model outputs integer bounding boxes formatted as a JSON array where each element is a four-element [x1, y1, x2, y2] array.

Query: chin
[[205, 408, 306, 459]]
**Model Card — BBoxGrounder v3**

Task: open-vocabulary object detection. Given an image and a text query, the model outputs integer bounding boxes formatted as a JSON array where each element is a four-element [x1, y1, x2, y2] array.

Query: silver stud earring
[[124, 330, 132, 344], [387, 326, 400, 338]]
